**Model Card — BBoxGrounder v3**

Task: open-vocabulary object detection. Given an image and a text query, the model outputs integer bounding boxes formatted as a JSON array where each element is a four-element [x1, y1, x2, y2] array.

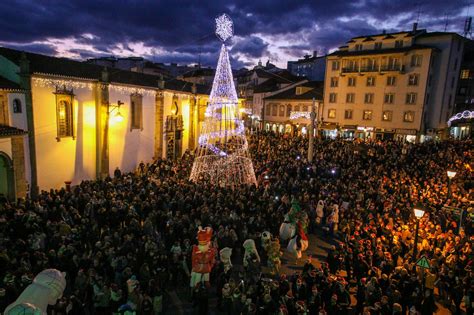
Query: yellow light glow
[[414, 208, 425, 219], [447, 170, 457, 179], [59, 109, 65, 119], [110, 112, 124, 124]]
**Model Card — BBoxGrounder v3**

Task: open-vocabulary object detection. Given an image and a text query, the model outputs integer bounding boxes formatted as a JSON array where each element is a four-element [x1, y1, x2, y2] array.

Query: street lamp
[[447, 170, 457, 198], [413, 206, 425, 261]]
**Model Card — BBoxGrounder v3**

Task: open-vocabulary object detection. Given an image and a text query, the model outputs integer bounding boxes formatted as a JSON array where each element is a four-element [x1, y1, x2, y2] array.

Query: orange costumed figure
[[190, 227, 217, 288]]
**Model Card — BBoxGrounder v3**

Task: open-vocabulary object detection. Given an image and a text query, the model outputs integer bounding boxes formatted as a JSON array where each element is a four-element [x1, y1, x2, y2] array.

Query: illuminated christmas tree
[[190, 14, 257, 187]]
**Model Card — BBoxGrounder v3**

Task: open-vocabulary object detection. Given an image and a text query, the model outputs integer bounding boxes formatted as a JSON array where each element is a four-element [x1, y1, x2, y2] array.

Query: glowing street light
[[447, 169, 457, 198], [413, 206, 425, 261]]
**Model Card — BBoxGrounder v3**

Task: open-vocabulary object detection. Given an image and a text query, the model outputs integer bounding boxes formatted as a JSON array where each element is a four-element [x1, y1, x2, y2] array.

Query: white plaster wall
[[108, 89, 155, 174], [7, 93, 31, 186], [32, 83, 96, 190]]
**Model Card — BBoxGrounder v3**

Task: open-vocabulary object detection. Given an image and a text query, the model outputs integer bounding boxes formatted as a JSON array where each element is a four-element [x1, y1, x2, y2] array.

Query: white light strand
[[32, 77, 94, 90], [447, 110, 474, 126], [109, 84, 156, 97], [215, 13, 234, 42], [190, 17, 256, 188], [290, 111, 312, 120]]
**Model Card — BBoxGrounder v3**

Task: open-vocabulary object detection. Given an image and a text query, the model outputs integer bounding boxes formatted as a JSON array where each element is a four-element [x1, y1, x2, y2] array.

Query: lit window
[[328, 109, 336, 118], [330, 77, 339, 87], [55, 88, 74, 141], [12, 99, 22, 113], [366, 76, 376, 86], [130, 93, 143, 130], [363, 110, 373, 120], [344, 110, 353, 119], [406, 93, 417, 104], [348, 77, 356, 87], [329, 93, 337, 103], [403, 111, 415, 122], [408, 74, 419, 86], [387, 76, 396, 86], [279, 105, 285, 117], [364, 93, 374, 104], [346, 93, 355, 103], [382, 111, 392, 121], [460, 69, 470, 79], [271, 104, 278, 116], [384, 93, 395, 104]]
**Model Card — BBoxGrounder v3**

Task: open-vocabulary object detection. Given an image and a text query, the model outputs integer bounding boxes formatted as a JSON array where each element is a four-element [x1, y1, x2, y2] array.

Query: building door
[[0, 152, 14, 201]]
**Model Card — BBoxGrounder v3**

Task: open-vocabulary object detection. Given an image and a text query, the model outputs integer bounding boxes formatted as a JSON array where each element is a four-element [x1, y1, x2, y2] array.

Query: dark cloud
[[0, 0, 471, 67]]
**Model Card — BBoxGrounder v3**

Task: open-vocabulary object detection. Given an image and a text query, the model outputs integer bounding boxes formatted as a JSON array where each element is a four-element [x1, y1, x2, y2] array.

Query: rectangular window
[[330, 77, 338, 87], [384, 93, 395, 104], [286, 105, 292, 117], [265, 104, 271, 116], [348, 77, 356, 87], [55, 88, 74, 140], [346, 93, 355, 103], [395, 40, 403, 48], [347, 60, 358, 71], [366, 76, 376, 86], [374, 42, 382, 50], [344, 109, 353, 119], [329, 93, 337, 103], [388, 57, 399, 70], [461, 69, 470, 79], [387, 76, 396, 86], [355, 44, 363, 51], [12, 99, 22, 113], [364, 93, 374, 104], [408, 74, 419, 86], [411, 55, 422, 67], [454, 58, 458, 70], [363, 110, 373, 120], [382, 110, 392, 121], [271, 104, 278, 116], [451, 76, 455, 88], [403, 111, 415, 122], [406, 93, 417, 104], [332, 60, 340, 71], [130, 93, 143, 130], [367, 59, 377, 70], [279, 105, 285, 117], [328, 109, 336, 118]]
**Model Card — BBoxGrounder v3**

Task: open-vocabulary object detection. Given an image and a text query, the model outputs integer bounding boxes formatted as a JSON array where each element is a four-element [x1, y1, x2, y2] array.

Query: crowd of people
[[0, 132, 472, 315]]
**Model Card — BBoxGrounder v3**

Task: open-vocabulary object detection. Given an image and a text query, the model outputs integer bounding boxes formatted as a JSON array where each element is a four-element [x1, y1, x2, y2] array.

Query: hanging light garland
[[32, 76, 95, 90], [290, 111, 312, 120], [447, 110, 474, 126], [108, 84, 156, 97]]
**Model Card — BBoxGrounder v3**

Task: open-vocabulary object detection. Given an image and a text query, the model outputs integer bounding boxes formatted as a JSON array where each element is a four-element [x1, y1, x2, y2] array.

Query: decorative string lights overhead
[[109, 84, 156, 97], [447, 110, 474, 126], [289, 111, 312, 120], [32, 76, 95, 90], [190, 13, 257, 188]]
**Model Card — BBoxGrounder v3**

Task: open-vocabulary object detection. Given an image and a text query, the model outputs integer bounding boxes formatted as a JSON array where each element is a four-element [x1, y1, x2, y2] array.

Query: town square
[[0, 1, 473, 314]]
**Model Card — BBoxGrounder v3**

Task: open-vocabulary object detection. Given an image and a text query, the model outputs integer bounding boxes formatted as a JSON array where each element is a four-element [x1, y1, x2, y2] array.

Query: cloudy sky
[[0, 0, 472, 69]]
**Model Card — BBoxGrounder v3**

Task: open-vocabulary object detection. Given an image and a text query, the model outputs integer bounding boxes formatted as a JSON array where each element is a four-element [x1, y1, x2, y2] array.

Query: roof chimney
[[412, 22, 418, 33], [313, 50, 318, 58]]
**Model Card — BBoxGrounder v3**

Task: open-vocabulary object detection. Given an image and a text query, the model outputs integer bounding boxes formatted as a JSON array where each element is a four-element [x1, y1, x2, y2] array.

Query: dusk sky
[[0, 0, 472, 69]]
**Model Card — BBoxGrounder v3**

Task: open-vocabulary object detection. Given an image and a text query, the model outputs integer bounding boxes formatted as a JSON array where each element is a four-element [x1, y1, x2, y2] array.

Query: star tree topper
[[215, 13, 233, 42]]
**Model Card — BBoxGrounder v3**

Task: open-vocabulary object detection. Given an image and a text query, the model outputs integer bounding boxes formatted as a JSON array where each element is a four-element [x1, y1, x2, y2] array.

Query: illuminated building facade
[[323, 25, 465, 141], [0, 47, 210, 198]]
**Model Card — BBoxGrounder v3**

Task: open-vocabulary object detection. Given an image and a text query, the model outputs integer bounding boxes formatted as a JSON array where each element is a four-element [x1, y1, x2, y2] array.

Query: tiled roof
[[0, 77, 21, 91], [351, 29, 426, 40], [264, 81, 324, 100], [0, 47, 209, 95], [0, 125, 27, 138], [328, 44, 436, 57]]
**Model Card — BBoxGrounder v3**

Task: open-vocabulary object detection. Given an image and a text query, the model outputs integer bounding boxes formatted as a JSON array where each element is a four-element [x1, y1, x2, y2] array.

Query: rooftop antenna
[[415, 1, 421, 24], [465, 17, 473, 38]]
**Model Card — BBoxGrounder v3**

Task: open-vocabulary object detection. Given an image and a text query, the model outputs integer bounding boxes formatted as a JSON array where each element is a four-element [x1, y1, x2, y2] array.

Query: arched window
[[12, 99, 22, 113], [55, 88, 74, 141], [265, 104, 271, 116], [279, 105, 285, 117], [286, 104, 292, 117], [271, 104, 278, 116]]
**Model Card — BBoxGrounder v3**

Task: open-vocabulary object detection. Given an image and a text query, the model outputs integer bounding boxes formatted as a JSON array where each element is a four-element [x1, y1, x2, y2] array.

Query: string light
[[190, 14, 256, 188], [32, 76, 95, 90], [290, 111, 312, 120], [447, 110, 474, 126], [109, 84, 156, 97]]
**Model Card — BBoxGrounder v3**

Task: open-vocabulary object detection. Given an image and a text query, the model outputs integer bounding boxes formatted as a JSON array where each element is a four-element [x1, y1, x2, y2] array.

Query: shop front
[[375, 128, 395, 140], [355, 126, 374, 139], [320, 122, 338, 139], [341, 125, 357, 139], [395, 128, 417, 143]]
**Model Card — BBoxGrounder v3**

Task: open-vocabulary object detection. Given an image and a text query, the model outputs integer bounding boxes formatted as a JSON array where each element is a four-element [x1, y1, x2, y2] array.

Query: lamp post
[[413, 206, 425, 261], [447, 170, 457, 198]]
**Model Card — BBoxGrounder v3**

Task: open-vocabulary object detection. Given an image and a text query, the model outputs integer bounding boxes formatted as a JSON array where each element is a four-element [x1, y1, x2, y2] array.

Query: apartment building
[[323, 24, 465, 141]]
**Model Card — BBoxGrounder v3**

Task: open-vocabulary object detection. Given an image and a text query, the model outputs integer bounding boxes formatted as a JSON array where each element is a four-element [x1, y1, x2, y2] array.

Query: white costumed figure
[[219, 247, 233, 273], [243, 239, 260, 268], [279, 214, 295, 241], [281, 201, 309, 260], [4, 269, 66, 315]]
